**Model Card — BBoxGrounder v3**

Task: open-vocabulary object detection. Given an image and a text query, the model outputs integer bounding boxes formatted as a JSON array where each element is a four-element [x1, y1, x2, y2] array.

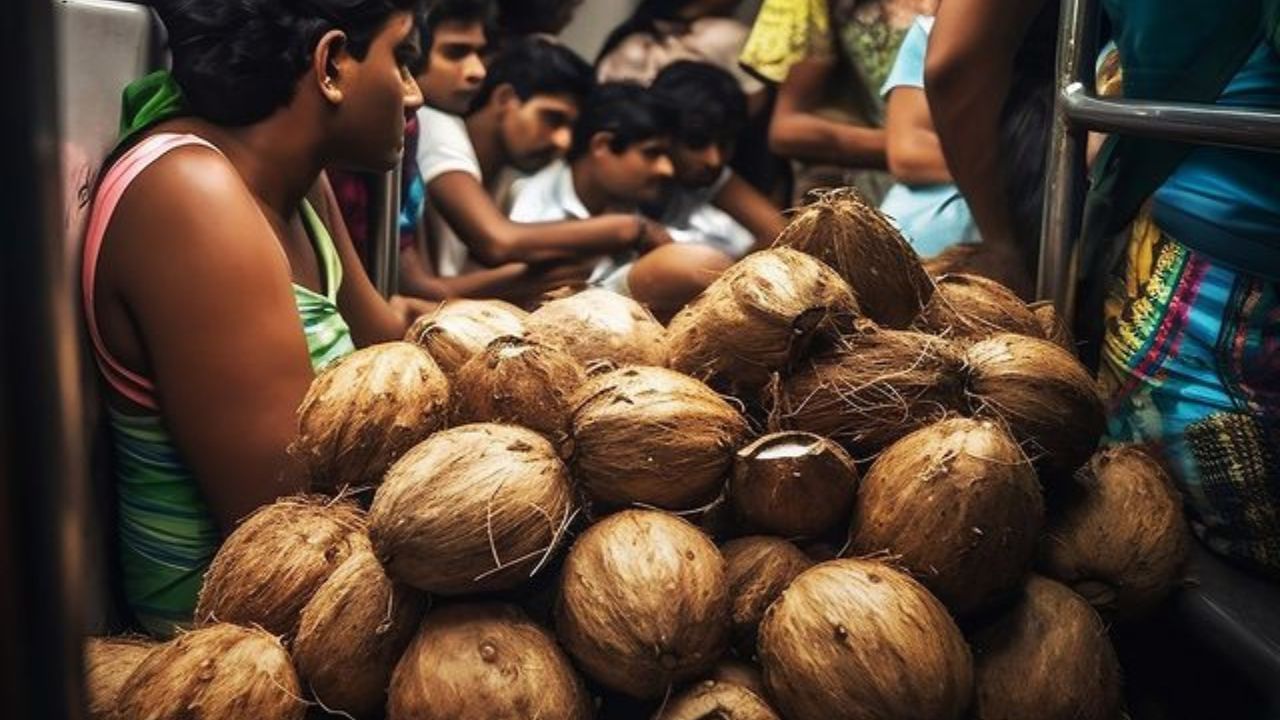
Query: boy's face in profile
[[669, 138, 731, 189], [415, 19, 487, 115], [595, 135, 675, 205]]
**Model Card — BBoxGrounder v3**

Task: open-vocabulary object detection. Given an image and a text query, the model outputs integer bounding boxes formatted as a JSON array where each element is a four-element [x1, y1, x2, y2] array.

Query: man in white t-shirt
[[510, 82, 733, 319], [416, 37, 673, 305]]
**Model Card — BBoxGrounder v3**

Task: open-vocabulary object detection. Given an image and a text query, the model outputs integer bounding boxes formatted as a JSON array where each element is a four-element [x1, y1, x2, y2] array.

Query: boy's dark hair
[[568, 82, 675, 161], [470, 36, 592, 111], [650, 60, 747, 150], [156, 0, 424, 126], [418, 0, 493, 63], [494, 0, 581, 38]]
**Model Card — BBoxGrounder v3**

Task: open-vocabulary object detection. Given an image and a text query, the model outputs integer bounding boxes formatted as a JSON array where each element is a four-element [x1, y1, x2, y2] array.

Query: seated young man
[[509, 82, 733, 318], [417, 37, 671, 305], [649, 60, 786, 258]]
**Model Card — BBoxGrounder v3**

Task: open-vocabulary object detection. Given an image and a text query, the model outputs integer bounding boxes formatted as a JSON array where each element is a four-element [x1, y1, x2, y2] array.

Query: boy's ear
[[492, 83, 519, 109], [589, 131, 616, 157], [313, 29, 352, 104]]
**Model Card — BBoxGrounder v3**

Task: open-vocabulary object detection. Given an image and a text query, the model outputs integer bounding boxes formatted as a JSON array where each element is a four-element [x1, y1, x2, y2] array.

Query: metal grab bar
[[370, 166, 402, 298], [1062, 83, 1280, 151]]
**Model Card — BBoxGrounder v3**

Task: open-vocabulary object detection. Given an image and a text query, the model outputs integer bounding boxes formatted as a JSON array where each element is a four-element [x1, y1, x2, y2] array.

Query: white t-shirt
[[659, 168, 755, 259], [416, 106, 482, 277]]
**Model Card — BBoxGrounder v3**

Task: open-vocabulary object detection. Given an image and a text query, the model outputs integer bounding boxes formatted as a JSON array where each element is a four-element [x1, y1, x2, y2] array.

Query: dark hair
[[595, 0, 694, 63], [568, 82, 675, 161], [470, 36, 592, 110], [418, 0, 493, 60], [156, 0, 424, 126], [493, 0, 582, 38], [650, 60, 746, 149]]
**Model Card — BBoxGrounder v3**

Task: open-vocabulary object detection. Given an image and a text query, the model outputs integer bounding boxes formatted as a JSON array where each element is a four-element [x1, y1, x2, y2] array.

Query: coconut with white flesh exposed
[[731, 431, 858, 538]]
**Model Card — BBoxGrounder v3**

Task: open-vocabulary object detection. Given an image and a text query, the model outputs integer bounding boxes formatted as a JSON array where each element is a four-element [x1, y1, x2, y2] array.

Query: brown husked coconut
[[1039, 445, 1190, 620], [293, 547, 426, 718], [388, 603, 592, 720], [113, 623, 305, 720], [710, 659, 769, 699], [85, 636, 157, 720], [570, 366, 748, 510], [666, 248, 860, 393], [758, 559, 972, 720], [849, 418, 1044, 615], [1029, 300, 1076, 354], [557, 510, 730, 698], [772, 188, 933, 328], [406, 298, 528, 375], [290, 341, 450, 493], [658, 679, 781, 720], [722, 536, 813, 655], [369, 423, 575, 594], [966, 334, 1105, 483], [732, 432, 858, 537], [195, 495, 366, 636], [970, 576, 1123, 720], [775, 329, 968, 459], [913, 273, 1043, 342], [526, 288, 667, 368], [451, 335, 586, 442]]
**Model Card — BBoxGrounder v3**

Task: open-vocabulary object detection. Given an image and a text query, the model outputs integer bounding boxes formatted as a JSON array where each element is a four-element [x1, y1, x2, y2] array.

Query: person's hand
[[388, 294, 439, 326], [508, 257, 599, 307], [634, 218, 674, 254]]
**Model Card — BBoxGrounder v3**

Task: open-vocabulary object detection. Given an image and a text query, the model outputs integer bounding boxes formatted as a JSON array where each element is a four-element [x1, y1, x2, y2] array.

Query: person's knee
[[628, 243, 732, 319]]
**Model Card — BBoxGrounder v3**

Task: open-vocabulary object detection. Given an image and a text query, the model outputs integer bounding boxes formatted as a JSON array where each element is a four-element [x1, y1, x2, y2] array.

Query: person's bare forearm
[[888, 127, 952, 185], [769, 113, 888, 168], [925, 0, 1045, 248]]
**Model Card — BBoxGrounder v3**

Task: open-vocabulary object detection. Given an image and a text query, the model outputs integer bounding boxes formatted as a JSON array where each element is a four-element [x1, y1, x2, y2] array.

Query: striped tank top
[[82, 133, 356, 636]]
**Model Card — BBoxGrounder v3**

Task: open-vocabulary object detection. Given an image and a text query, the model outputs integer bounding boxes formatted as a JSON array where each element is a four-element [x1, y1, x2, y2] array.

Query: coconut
[[758, 559, 973, 720], [293, 547, 426, 718], [966, 334, 1105, 482], [406, 298, 529, 375], [774, 329, 968, 459], [290, 341, 450, 493], [1029, 301, 1076, 354], [710, 659, 769, 699], [556, 509, 730, 698], [666, 248, 860, 393], [1039, 445, 1190, 620], [526, 288, 667, 368], [722, 536, 813, 656], [657, 679, 781, 720], [569, 366, 748, 511], [969, 575, 1123, 720], [913, 273, 1042, 342], [369, 423, 575, 595], [112, 623, 305, 720], [731, 432, 858, 538], [849, 418, 1044, 615], [388, 603, 591, 720], [85, 636, 157, 720], [195, 495, 366, 636], [451, 335, 586, 442], [772, 188, 933, 328]]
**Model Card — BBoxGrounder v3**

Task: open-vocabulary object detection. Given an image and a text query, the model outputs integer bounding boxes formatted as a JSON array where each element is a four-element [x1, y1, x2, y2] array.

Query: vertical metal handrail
[[1037, 0, 1097, 312], [370, 166, 402, 298]]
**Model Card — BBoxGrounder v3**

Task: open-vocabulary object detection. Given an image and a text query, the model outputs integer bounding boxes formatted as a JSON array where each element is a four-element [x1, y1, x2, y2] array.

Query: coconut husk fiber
[[1029, 300, 1076, 355], [556, 509, 730, 699], [195, 495, 367, 637], [406, 298, 528, 375], [969, 575, 1123, 720], [758, 558, 972, 720], [1039, 444, 1191, 621], [526, 288, 668, 368], [722, 536, 813, 657], [290, 341, 450, 493], [85, 636, 157, 720], [369, 423, 576, 595], [388, 603, 592, 720], [451, 334, 586, 444], [569, 366, 748, 511], [731, 431, 858, 538], [666, 248, 860, 394], [112, 623, 305, 720], [965, 333, 1105, 484], [913, 273, 1043, 343], [772, 188, 934, 328], [849, 418, 1044, 616], [293, 547, 426, 718], [657, 679, 782, 720], [774, 328, 968, 461]]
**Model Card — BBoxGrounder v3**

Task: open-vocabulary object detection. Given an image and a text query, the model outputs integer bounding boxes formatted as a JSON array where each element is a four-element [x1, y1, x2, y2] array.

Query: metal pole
[[1037, 0, 1097, 310], [1, 0, 89, 716], [370, 166, 402, 298], [1062, 84, 1280, 151]]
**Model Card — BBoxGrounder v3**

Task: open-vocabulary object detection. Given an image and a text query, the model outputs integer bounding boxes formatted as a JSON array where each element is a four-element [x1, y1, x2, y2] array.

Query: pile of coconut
[[86, 192, 1191, 720]]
